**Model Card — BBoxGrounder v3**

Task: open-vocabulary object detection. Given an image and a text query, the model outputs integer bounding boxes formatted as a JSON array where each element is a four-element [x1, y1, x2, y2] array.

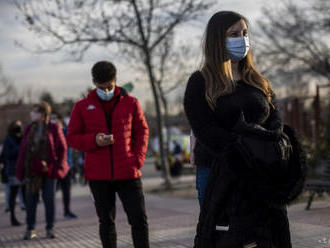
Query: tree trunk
[[144, 55, 172, 188], [159, 88, 171, 163]]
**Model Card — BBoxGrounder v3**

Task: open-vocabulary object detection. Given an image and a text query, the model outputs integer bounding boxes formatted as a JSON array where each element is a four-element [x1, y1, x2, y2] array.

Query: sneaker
[[23, 230, 37, 240], [64, 212, 78, 219], [46, 229, 55, 239]]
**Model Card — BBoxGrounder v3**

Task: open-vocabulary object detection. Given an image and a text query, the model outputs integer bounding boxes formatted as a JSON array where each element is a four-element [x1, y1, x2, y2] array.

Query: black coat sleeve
[[184, 71, 237, 156], [263, 94, 283, 131], [194, 157, 237, 248]]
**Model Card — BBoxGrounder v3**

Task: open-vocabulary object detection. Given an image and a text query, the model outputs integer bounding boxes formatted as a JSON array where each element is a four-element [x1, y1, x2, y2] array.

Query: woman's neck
[[231, 61, 241, 81]]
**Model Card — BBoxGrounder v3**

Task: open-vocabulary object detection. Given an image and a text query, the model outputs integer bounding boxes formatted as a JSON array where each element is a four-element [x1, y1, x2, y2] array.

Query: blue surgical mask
[[96, 88, 115, 101], [226, 36, 250, 61]]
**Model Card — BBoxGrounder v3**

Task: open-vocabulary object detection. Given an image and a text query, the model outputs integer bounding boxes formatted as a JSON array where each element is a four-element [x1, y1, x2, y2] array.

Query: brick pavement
[[1, 181, 330, 247]]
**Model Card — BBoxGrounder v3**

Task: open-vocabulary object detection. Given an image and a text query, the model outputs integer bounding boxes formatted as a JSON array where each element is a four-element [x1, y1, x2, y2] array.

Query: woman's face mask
[[226, 36, 250, 61], [30, 111, 42, 122], [225, 19, 250, 62]]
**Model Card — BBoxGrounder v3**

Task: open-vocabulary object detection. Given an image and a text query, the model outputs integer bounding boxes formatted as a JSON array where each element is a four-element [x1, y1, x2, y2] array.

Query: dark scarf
[[24, 122, 49, 193]]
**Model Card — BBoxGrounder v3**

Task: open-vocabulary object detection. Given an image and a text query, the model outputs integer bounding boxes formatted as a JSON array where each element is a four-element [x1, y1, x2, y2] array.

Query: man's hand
[[96, 133, 115, 147]]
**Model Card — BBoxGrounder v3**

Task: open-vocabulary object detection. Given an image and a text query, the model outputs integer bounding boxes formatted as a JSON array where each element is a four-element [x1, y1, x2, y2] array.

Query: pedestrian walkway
[[1, 179, 330, 247]]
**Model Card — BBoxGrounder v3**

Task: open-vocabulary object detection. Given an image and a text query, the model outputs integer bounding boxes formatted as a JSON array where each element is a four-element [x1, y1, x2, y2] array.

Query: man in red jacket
[[67, 61, 149, 248]]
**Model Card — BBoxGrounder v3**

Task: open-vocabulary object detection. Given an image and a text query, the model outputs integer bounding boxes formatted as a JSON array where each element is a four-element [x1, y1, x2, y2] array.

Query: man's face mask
[[96, 87, 115, 101], [226, 36, 250, 62]]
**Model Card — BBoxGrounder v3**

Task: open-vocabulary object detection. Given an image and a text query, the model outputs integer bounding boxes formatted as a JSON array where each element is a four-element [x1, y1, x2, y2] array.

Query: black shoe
[[46, 229, 55, 239], [11, 217, 21, 226], [64, 212, 78, 219], [23, 230, 37, 240], [21, 206, 26, 211]]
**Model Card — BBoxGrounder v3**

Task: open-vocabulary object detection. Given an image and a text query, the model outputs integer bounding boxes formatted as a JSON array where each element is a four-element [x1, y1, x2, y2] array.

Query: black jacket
[[2, 135, 21, 178], [183, 71, 282, 167], [194, 124, 306, 248]]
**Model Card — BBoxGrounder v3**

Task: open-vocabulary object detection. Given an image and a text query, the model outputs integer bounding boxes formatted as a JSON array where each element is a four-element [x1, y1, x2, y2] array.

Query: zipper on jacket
[[104, 96, 120, 180]]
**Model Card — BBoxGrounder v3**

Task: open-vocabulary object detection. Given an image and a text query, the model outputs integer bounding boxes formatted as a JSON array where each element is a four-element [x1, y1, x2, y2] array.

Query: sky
[[0, 0, 288, 109]]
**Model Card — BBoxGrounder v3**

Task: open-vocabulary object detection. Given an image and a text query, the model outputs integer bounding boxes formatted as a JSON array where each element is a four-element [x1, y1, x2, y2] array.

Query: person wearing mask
[[2, 120, 25, 226], [67, 61, 149, 248], [50, 112, 78, 219], [172, 140, 182, 158], [16, 102, 69, 240], [184, 11, 305, 247], [0, 147, 10, 213]]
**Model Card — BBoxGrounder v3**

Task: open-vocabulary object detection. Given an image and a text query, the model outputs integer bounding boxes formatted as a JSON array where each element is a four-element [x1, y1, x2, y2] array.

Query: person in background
[[2, 120, 26, 226], [1, 164, 25, 213], [75, 150, 85, 185], [172, 140, 182, 159], [16, 102, 69, 240], [0, 146, 10, 213], [67, 61, 149, 248], [50, 112, 78, 219]]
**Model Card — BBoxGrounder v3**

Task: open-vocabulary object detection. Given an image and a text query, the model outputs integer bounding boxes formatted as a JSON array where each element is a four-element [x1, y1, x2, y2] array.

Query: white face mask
[[50, 119, 57, 124], [30, 111, 42, 122]]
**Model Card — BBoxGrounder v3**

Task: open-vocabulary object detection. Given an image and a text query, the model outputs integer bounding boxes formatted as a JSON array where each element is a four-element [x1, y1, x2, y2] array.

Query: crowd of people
[[0, 10, 307, 248], [0, 103, 78, 240]]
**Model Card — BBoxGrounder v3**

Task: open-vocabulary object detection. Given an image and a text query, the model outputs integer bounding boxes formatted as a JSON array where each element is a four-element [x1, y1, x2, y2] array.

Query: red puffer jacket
[[67, 87, 149, 180], [16, 122, 69, 181]]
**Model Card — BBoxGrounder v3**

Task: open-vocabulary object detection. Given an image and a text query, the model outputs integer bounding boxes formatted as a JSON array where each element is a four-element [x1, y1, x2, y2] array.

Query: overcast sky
[[0, 0, 283, 108]]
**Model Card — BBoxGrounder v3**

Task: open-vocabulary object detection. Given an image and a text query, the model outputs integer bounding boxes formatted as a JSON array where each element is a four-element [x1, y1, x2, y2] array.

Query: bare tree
[[15, 0, 213, 187], [256, 0, 330, 86], [154, 31, 197, 161], [0, 65, 16, 101]]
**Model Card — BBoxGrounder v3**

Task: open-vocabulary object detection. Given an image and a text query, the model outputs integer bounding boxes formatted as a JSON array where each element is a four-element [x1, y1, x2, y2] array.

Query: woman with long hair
[[184, 11, 305, 247], [16, 102, 69, 240]]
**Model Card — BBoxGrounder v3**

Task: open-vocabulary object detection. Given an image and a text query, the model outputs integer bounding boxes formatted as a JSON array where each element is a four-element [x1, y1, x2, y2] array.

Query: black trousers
[[89, 178, 149, 248], [9, 185, 26, 220], [58, 170, 72, 214]]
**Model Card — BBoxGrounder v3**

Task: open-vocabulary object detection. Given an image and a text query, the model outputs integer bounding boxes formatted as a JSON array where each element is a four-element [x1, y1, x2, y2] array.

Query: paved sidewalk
[[1, 179, 330, 247]]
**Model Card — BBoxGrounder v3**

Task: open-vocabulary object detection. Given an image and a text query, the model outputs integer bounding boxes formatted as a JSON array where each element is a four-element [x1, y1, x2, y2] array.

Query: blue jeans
[[196, 166, 211, 206], [26, 178, 56, 230]]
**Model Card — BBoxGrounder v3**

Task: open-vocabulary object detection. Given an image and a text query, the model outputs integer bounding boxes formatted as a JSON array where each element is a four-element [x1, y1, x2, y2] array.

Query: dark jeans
[[9, 185, 26, 220], [26, 178, 56, 230], [58, 170, 72, 214], [196, 166, 211, 206], [89, 178, 149, 248]]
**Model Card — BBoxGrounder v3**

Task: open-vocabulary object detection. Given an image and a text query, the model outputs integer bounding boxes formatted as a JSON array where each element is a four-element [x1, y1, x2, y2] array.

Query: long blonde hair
[[201, 11, 273, 110]]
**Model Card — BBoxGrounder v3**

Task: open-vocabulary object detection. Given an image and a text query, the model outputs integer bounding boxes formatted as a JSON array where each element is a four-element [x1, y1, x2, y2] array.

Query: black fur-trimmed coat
[[194, 124, 306, 248]]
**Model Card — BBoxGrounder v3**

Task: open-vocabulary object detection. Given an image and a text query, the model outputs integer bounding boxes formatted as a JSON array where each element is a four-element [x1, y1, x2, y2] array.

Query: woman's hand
[[233, 111, 282, 140], [41, 160, 48, 173]]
